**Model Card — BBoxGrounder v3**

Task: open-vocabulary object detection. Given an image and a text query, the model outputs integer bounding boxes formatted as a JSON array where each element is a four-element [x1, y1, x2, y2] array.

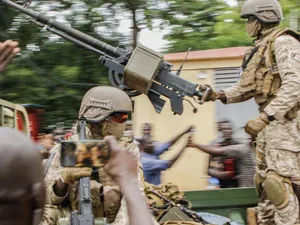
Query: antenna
[[176, 47, 191, 76]]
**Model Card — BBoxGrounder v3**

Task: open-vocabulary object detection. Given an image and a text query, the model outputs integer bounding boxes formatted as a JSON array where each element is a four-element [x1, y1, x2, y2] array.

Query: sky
[[124, 0, 238, 51]]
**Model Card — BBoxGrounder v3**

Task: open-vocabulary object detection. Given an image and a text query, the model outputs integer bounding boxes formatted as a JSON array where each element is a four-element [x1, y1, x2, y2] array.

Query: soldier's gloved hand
[[60, 167, 92, 184], [245, 112, 269, 138], [200, 85, 225, 102]]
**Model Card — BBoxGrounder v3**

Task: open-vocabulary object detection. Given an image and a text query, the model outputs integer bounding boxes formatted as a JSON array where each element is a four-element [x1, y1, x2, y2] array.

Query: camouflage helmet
[[78, 86, 132, 123], [241, 0, 283, 23]]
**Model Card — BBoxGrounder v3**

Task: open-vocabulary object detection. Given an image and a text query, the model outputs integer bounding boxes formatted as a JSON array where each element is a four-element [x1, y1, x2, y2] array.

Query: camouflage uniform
[[223, 29, 300, 225], [41, 134, 156, 225]]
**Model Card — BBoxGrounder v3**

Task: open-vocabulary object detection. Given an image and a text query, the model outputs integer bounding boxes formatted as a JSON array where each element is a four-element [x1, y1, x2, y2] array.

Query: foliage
[[164, 0, 300, 53], [162, 0, 227, 53], [0, 1, 116, 127]]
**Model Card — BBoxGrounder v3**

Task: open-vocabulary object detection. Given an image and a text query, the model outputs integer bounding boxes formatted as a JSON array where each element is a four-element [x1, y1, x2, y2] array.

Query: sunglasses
[[109, 113, 128, 123], [247, 16, 256, 23]]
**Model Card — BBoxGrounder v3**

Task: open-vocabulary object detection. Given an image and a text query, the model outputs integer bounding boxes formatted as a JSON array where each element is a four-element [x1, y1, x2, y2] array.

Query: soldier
[[0, 40, 20, 73], [0, 127, 45, 225], [204, 0, 300, 224], [42, 86, 157, 225]]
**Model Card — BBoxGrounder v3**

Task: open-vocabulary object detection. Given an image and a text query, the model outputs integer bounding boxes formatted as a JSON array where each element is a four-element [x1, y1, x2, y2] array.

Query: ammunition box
[[124, 44, 163, 94]]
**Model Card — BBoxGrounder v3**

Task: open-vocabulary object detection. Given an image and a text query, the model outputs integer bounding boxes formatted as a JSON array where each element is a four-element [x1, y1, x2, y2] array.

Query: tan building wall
[[132, 48, 248, 191]]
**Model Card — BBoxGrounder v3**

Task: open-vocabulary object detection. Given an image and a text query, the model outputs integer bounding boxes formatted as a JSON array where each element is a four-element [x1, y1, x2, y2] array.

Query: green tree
[[161, 0, 227, 53]]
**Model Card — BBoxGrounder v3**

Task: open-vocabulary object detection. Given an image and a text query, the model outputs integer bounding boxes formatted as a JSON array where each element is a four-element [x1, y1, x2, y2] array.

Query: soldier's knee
[[264, 171, 292, 209]]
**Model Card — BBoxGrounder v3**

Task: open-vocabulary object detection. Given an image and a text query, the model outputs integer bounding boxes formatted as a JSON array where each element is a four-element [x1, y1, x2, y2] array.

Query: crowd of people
[[1, 0, 300, 224]]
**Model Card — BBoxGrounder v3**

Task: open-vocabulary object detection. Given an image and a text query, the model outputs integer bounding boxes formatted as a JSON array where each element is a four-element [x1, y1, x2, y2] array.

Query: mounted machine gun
[[0, 0, 211, 115]]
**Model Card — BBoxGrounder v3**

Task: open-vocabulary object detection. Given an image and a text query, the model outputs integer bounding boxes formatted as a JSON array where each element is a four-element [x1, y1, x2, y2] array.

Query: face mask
[[101, 120, 126, 139], [246, 19, 261, 37], [86, 124, 103, 140]]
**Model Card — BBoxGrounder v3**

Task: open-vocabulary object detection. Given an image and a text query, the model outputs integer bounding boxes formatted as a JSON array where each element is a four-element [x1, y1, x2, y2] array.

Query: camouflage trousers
[[255, 120, 300, 225], [40, 204, 71, 225]]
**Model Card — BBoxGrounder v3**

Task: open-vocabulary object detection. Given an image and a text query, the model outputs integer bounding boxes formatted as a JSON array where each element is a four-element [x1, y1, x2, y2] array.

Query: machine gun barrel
[[0, 0, 126, 58]]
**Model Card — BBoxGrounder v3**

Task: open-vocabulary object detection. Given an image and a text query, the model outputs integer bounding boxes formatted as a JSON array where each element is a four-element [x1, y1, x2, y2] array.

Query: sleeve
[[112, 143, 159, 225], [264, 35, 300, 121], [153, 142, 171, 155], [44, 144, 69, 205], [220, 144, 246, 159], [223, 81, 254, 104], [142, 159, 170, 171]]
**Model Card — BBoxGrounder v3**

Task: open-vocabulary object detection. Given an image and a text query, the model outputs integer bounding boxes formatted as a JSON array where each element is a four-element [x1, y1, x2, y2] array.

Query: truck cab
[[0, 98, 30, 138]]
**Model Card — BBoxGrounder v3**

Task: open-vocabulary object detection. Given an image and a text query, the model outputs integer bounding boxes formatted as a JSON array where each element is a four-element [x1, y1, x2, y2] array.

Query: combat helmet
[[241, 0, 283, 23], [78, 86, 132, 123]]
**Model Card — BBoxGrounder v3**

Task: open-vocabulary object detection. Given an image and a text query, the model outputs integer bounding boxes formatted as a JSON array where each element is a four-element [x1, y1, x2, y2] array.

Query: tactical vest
[[239, 27, 300, 119]]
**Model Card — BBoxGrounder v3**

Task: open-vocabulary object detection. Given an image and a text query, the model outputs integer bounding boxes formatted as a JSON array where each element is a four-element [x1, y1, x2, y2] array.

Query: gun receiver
[[0, 0, 210, 115]]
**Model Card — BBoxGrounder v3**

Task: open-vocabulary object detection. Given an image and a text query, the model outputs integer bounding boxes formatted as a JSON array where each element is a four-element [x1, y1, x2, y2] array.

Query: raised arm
[[168, 126, 193, 146], [187, 140, 224, 156], [167, 141, 189, 168]]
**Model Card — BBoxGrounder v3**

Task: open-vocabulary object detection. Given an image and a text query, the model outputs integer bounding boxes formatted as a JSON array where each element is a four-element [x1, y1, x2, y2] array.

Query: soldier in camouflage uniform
[[203, 0, 300, 224], [42, 86, 157, 225]]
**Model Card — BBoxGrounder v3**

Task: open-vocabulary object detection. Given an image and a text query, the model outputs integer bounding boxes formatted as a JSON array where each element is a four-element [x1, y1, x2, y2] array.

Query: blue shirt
[[141, 142, 171, 185]]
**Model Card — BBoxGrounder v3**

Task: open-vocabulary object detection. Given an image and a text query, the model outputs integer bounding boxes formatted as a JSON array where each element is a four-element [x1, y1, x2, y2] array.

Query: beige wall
[[132, 57, 243, 191]]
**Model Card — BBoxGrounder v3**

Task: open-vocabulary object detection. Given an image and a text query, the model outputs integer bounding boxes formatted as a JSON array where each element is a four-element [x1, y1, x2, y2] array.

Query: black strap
[[44, 152, 56, 177], [241, 46, 259, 70], [100, 185, 105, 217]]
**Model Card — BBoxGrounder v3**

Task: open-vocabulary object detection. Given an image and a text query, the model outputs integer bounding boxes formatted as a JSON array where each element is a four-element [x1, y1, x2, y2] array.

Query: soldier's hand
[[200, 85, 227, 103], [0, 40, 20, 73], [200, 85, 218, 102], [245, 112, 269, 138], [104, 136, 138, 184], [60, 167, 92, 184]]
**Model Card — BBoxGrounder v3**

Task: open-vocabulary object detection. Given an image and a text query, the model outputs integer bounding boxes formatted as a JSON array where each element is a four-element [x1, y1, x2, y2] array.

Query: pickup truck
[[0, 98, 30, 137]]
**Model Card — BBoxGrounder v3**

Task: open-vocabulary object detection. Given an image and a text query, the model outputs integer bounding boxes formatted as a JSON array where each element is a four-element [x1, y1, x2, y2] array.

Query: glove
[[245, 112, 269, 138], [201, 85, 225, 102], [60, 167, 92, 184]]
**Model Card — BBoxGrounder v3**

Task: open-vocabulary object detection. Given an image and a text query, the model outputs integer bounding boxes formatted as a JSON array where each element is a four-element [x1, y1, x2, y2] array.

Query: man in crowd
[[204, 0, 300, 224], [42, 86, 157, 225], [139, 125, 193, 185], [207, 119, 245, 188], [188, 122, 255, 188]]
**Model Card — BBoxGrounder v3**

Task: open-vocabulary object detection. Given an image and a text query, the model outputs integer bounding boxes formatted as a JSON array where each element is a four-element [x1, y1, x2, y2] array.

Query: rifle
[[0, 0, 211, 115], [70, 119, 95, 225]]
